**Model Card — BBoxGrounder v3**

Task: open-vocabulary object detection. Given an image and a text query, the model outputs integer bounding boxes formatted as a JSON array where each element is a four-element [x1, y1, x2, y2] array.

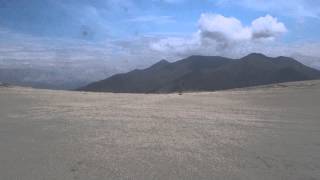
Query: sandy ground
[[0, 80, 320, 180]]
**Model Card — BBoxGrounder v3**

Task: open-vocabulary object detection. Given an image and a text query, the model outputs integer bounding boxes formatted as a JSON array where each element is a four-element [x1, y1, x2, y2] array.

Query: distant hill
[[78, 53, 320, 93]]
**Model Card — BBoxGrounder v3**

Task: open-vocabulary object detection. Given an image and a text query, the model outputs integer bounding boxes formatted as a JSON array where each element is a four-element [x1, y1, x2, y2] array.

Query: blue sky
[[1, 0, 320, 69], [1, 0, 319, 41]]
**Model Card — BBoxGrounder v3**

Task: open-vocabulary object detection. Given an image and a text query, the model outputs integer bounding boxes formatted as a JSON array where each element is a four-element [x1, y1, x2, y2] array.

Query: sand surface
[[1, 80, 320, 180]]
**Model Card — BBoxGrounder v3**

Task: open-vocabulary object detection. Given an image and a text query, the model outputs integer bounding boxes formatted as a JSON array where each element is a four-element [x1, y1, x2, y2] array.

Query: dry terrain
[[1, 80, 320, 180]]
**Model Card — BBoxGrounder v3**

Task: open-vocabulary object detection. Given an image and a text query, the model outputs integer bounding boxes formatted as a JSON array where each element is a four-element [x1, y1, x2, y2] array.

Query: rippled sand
[[1, 80, 320, 180]]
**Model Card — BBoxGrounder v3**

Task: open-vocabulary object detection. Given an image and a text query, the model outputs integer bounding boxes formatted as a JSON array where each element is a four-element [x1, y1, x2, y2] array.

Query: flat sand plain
[[1, 80, 320, 180]]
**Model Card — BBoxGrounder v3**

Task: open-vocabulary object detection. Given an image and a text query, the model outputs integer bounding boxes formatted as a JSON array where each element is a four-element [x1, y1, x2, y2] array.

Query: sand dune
[[1, 80, 320, 180]]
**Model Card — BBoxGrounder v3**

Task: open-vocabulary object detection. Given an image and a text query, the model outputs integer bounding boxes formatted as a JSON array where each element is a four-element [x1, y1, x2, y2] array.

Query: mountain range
[[79, 53, 320, 93]]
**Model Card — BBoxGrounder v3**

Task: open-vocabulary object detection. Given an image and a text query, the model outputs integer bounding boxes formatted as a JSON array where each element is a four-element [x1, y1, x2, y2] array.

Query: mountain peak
[[188, 55, 206, 58], [159, 59, 169, 64], [149, 59, 170, 69], [242, 53, 268, 59]]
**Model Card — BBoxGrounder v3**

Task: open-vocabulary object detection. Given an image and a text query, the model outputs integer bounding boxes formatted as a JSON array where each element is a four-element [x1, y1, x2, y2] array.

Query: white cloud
[[198, 13, 251, 44], [251, 15, 287, 40], [199, 13, 287, 43], [198, 13, 251, 41], [151, 13, 288, 55], [198, 13, 251, 49]]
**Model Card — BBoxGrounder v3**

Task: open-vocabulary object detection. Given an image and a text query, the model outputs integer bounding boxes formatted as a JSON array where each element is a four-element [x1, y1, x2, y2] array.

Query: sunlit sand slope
[[1, 80, 320, 180]]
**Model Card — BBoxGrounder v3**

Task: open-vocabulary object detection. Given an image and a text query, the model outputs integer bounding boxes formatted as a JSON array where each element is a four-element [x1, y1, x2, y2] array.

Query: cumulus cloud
[[251, 15, 287, 40], [198, 13, 287, 44], [198, 13, 251, 42], [151, 13, 288, 55]]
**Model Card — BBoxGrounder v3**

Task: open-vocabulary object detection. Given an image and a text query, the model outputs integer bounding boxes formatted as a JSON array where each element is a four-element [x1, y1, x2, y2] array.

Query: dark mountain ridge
[[79, 53, 320, 93]]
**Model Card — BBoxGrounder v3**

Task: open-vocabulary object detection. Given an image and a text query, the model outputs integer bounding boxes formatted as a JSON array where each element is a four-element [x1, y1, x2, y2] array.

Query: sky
[[1, 0, 320, 70]]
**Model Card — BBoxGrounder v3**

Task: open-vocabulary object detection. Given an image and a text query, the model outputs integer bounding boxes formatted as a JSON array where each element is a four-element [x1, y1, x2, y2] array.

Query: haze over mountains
[[0, 59, 120, 90], [79, 53, 320, 93]]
